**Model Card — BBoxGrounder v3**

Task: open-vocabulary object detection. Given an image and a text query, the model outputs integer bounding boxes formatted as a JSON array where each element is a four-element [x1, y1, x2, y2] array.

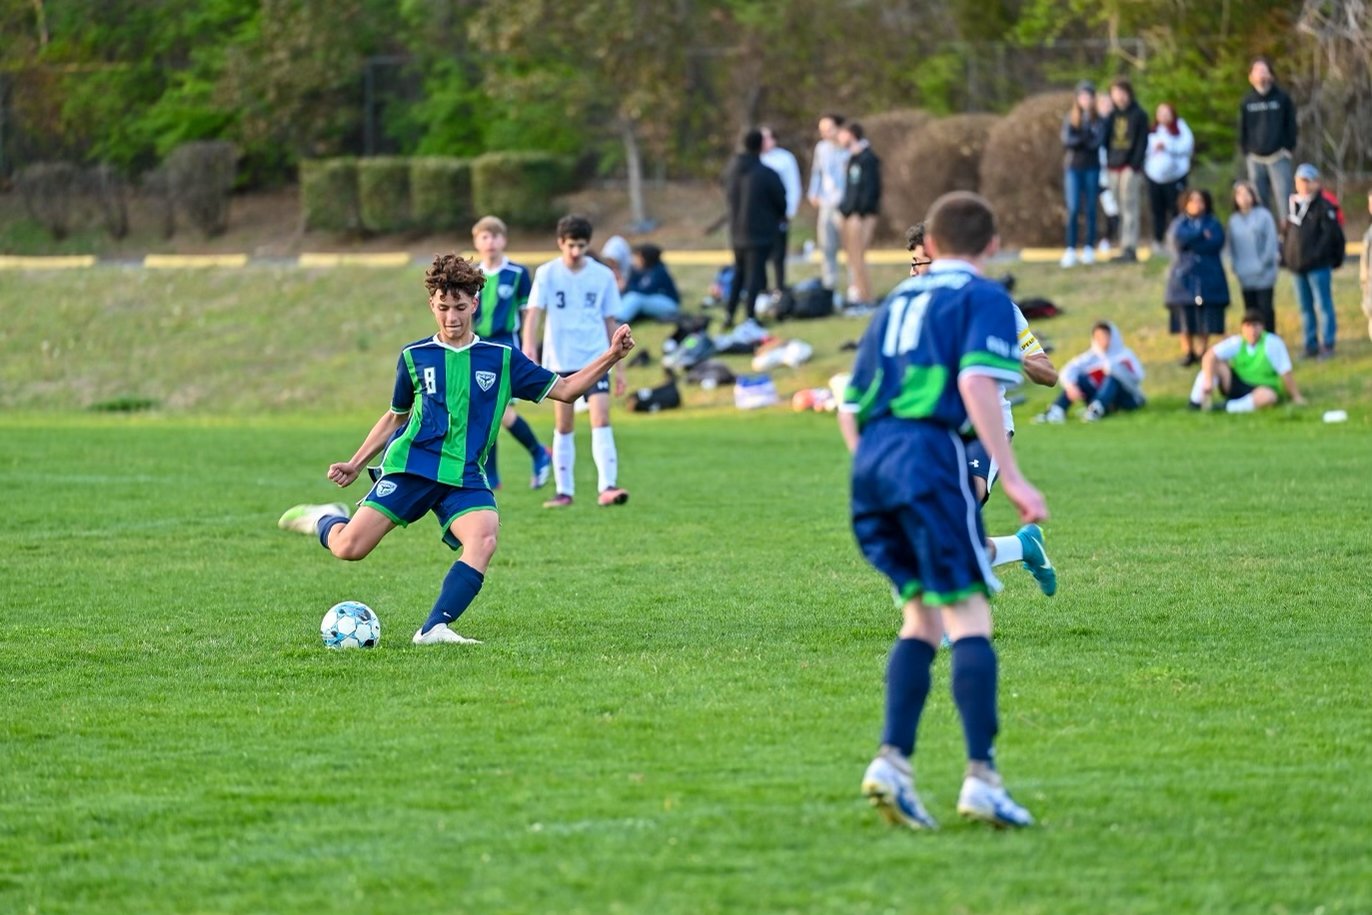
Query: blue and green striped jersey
[[841, 260, 1021, 431], [380, 336, 556, 488], [475, 259, 532, 342]]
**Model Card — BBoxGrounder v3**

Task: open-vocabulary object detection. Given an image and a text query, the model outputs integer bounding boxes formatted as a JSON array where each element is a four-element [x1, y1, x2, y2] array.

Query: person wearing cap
[[1239, 57, 1298, 218], [1281, 163, 1346, 358], [1059, 80, 1106, 268]]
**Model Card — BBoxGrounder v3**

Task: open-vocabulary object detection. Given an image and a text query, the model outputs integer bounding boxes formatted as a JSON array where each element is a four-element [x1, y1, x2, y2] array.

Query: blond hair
[[471, 215, 507, 238]]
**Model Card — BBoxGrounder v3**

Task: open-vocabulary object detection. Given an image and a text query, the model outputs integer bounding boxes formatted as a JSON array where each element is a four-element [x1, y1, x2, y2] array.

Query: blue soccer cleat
[[957, 774, 1035, 828], [1016, 523, 1057, 597], [531, 445, 552, 489], [861, 752, 938, 831]]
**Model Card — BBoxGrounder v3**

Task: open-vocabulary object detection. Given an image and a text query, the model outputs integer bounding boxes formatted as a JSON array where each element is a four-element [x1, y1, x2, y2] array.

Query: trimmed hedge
[[410, 157, 473, 232], [300, 158, 361, 233], [471, 152, 574, 229], [981, 92, 1075, 247], [166, 140, 237, 237], [357, 157, 412, 234], [884, 113, 1000, 235], [15, 162, 82, 240]]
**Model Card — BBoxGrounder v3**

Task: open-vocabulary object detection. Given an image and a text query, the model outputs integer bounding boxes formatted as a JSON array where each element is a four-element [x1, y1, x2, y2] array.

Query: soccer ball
[[320, 601, 380, 649]]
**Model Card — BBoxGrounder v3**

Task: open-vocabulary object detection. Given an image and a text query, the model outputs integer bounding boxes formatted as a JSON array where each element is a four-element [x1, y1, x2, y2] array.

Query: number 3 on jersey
[[882, 291, 931, 356]]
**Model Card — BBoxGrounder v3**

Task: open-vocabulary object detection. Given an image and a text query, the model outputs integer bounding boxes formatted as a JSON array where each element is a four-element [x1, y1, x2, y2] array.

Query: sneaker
[[1096, 238, 1112, 254], [277, 502, 350, 535], [543, 493, 574, 509], [1079, 246, 1095, 265], [597, 487, 629, 506], [1081, 401, 1105, 423], [1058, 248, 1077, 268], [861, 752, 938, 831], [1016, 523, 1057, 597], [1032, 405, 1065, 425], [957, 774, 1034, 828], [411, 623, 483, 646], [530, 446, 552, 489]]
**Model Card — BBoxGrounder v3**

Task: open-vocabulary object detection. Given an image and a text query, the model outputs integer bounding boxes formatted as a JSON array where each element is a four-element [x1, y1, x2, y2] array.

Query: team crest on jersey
[[376, 480, 397, 497], [498, 283, 514, 299], [475, 370, 496, 392]]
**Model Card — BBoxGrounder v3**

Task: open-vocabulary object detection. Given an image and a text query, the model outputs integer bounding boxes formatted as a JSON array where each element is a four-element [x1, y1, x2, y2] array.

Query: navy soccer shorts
[[851, 421, 999, 606], [963, 431, 1012, 505], [556, 370, 611, 402], [361, 472, 496, 551]]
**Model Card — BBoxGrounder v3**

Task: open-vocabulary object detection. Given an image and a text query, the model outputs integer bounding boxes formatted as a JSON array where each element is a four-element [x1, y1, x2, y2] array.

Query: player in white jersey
[[522, 214, 630, 508], [905, 223, 1059, 596]]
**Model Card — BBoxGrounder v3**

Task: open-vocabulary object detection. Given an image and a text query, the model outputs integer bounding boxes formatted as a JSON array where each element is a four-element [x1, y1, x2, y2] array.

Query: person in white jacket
[[1144, 103, 1194, 251], [1034, 321, 1146, 423]]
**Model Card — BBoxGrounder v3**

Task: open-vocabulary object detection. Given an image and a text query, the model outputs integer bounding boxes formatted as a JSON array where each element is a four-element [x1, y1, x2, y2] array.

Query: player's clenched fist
[[610, 324, 636, 359], [327, 462, 360, 487]]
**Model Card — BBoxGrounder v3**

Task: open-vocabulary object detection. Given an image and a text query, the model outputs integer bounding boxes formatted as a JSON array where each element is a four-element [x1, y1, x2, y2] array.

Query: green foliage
[[409, 157, 473, 232], [471, 151, 574, 229], [299, 158, 360, 233], [356, 157, 412, 234]]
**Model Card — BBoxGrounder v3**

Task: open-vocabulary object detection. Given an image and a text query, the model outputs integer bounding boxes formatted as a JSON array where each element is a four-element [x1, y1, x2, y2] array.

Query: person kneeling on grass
[[278, 253, 636, 646], [1188, 309, 1305, 413], [1035, 321, 1145, 424]]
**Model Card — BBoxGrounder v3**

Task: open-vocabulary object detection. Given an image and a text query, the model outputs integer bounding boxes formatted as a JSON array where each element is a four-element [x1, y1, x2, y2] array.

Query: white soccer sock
[[591, 425, 618, 491], [1225, 394, 1256, 413], [1189, 372, 1208, 405], [553, 431, 576, 496], [989, 536, 1023, 567]]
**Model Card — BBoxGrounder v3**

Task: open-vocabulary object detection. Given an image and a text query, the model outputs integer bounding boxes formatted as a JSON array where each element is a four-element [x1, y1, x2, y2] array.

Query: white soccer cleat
[[277, 502, 350, 535], [861, 752, 938, 831], [957, 774, 1034, 828], [411, 623, 483, 646]]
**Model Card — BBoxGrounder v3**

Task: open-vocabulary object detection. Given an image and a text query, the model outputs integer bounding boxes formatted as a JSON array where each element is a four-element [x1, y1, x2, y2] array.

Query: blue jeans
[[1064, 167, 1099, 249], [1291, 268, 1336, 353], [613, 292, 679, 323], [1054, 375, 1143, 414]]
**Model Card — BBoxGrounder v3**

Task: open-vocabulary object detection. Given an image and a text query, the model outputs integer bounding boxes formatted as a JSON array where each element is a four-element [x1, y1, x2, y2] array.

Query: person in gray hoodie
[[1034, 321, 1145, 423], [1226, 180, 1279, 332]]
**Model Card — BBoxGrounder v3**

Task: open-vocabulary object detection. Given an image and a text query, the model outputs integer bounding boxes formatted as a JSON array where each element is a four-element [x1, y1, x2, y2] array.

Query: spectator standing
[[1362, 191, 1372, 342], [1144, 103, 1194, 251], [1059, 80, 1105, 268], [808, 114, 849, 295], [613, 244, 680, 324], [1165, 189, 1230, 366], [1095, 92, 1120, 253], [1281, 163, 1344, 358], [1104, 79, 1149, 263], [1240, 57, 1299, 220], [760, 126, 802, 293], [723, 128, 788, 328], [1225, 180, 1279, 332], [837, 121, 882, 305]]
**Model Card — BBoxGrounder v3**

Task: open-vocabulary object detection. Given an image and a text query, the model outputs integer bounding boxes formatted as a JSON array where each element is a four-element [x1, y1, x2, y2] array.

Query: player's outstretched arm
[[960, 373, 1047, 524], [547, 325, 636, 403], [327, 409, 409, 488], [837, 410, 860, 454], [1023, 351, 1058, 387]]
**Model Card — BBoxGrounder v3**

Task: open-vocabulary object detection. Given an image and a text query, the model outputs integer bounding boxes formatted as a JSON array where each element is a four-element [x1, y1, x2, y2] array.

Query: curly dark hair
[[556, 214, 593, 242], [904, 223, 925, 251], [423, 253, 486, 298]]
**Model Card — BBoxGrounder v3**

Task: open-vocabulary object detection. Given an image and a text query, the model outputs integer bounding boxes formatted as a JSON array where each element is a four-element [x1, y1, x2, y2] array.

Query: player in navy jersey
[[838, 193, 1047, 830], [471, 215, 553, 490], [279, 254, 635, 645]]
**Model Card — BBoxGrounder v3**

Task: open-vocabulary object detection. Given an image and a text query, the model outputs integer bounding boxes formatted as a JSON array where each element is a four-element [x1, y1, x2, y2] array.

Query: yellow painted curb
[[0, 255, 98, 270], [144, 254, 250, 269], [299, 252, 413, 268]]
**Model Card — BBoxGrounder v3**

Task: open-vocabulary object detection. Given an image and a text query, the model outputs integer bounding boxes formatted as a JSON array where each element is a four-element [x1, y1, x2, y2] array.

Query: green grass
[[2, 261, 1371, 913]]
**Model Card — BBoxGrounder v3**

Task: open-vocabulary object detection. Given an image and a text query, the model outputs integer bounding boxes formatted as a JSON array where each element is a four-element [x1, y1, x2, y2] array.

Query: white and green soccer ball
[[320, 601, 380, 649]]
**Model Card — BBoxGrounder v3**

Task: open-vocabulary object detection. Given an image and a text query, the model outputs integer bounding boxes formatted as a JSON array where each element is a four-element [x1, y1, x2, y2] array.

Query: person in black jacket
[[837, 121, 882, 305], [1240, 57, 1298, 220], [723, 128, 788, 327], [1104, 78, 1149, 263], [1282, 163, 1344, 358], [1059, 80, 1105, 267]]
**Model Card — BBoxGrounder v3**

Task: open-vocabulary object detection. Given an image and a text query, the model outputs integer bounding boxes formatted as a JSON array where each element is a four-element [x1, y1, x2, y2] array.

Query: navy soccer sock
[[881, 637, 936, 757], [950, 636, 1000, 764], [316, 515, 349, 551], [507, 414, 542, 456], [420, 561, 485, 634]]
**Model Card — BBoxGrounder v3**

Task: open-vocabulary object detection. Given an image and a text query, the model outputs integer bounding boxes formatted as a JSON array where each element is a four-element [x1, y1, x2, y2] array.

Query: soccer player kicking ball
[[522, 214, 630, 508], [839, 193, 1048, 830], [279, 254, 635, 645], [471, 215, 553, 490]]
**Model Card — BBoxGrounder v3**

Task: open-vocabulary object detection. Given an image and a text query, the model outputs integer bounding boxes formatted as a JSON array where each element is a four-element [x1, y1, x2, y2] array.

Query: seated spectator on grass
[[1034, 321, 1144, 424], [1189, 309, 1305, 412], [613, 244, 680, 323], [600, 235, 633, 292], [1165, 188, 1230, 367]]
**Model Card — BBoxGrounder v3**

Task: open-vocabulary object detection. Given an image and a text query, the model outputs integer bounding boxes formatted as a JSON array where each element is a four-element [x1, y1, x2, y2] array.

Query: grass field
[[3, 259, 1371, 914]]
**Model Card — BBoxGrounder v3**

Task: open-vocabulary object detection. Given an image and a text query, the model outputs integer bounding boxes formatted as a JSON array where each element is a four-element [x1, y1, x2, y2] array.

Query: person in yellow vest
[[1188, 309, 1306, 412]]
